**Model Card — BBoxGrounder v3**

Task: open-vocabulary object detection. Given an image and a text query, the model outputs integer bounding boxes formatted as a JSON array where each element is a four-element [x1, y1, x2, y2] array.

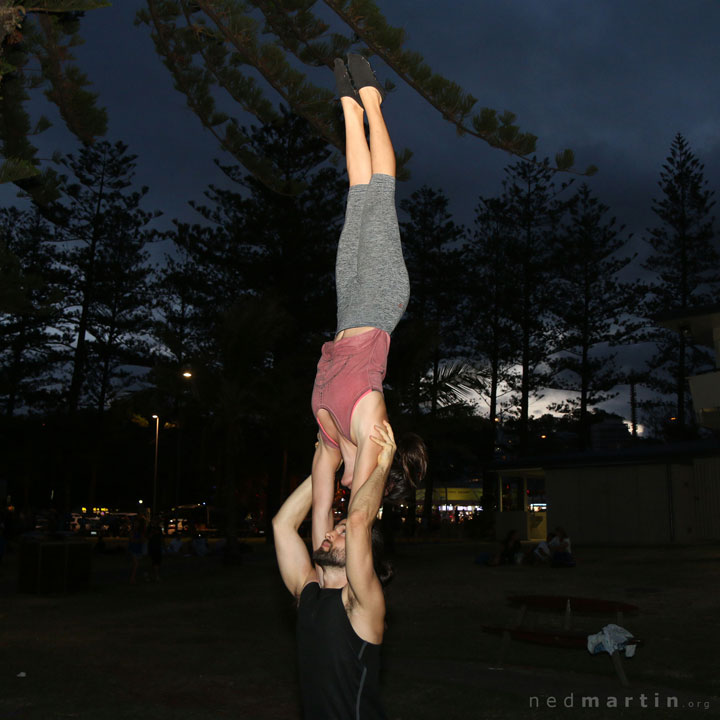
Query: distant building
[[484, 303, 720, 545], [487, 441, 720, 545], [415, 479, 483, 517]]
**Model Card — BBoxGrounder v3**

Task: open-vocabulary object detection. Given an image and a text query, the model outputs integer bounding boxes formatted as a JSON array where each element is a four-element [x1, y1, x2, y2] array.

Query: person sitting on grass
[[532, 532, 555, 564], [549, 526, 575, 567]]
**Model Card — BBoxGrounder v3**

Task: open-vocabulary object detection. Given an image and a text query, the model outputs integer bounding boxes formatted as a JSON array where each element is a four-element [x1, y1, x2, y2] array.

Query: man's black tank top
[[296, 582, 386, 719]]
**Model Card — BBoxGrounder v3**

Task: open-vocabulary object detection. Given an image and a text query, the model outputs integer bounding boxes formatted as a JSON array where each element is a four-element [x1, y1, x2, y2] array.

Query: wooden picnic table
[[483, 594, 642, 686], [507, 594, 639, 630]]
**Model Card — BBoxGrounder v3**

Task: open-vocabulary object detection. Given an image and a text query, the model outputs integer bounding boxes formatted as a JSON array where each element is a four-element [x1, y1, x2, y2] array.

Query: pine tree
[[467, 195, 521, 440], [155, 109, 346, 538], [149, 248, 210, 508], [82, 222, 155, 510], [153, 248, 205, 370], [499, 158, 570, 451], [40, 140, 159, 510], [642, 134, 718, 430], [393, 185, 467, 418], [389, 185, 467, 531], [54, 140, 159, 413], [0, 206, 61, 415], [550, 184, 641, 448], [137, 0, 594, 189], [84, 217, 154, 415]]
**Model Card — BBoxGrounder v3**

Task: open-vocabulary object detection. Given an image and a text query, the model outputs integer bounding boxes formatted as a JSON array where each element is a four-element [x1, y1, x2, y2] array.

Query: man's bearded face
[[311, 544, 346, 568], [312, 520, 347, 568]]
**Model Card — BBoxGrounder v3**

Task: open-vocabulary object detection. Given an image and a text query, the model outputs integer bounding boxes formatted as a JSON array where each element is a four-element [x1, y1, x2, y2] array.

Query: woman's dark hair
[[384, 432, 428, 505], [371, 524, 394, 587]]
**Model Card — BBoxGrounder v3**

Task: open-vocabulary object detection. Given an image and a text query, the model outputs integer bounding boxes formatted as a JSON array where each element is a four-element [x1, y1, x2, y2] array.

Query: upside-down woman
[[310, 54, 427, 550]]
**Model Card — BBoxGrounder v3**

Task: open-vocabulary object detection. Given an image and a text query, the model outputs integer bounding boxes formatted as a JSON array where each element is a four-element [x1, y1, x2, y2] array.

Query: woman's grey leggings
[[335, 173, 410, 335]]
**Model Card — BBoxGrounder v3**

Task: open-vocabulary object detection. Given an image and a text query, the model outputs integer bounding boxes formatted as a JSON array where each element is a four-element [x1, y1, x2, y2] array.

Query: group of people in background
[[483, 525, 575, 567]]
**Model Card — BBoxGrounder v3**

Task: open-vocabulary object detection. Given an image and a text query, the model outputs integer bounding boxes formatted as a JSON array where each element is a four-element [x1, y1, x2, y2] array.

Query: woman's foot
[[347, 53, 385, 104], [334, 58, 361, 106]]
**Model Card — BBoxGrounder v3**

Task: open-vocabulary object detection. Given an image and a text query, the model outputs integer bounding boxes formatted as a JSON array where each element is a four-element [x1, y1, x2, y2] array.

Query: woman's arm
[[311, 438, 342, 551]]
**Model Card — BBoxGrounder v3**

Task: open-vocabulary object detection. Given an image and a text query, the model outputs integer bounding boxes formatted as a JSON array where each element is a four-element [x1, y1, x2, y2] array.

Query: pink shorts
[[311, 328, 390, 448]]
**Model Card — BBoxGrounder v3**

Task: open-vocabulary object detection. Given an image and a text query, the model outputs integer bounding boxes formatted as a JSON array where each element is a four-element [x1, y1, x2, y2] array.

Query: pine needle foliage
[[641, 133, 718, 429], [549, 183, 642, 448], [138, 0, 593, 192], [0, 1, 109, 194]]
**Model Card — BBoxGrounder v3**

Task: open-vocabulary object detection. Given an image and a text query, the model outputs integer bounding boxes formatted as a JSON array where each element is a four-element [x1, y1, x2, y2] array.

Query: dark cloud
[[388, 0, 720, 230]]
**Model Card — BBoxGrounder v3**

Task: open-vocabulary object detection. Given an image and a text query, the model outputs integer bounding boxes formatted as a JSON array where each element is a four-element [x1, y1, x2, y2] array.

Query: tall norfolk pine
[[394, 185, 466, 529], [158, 110, 346, 530], [642, 134, 718, 430], [550, 184, 641, 449], [467, 195, 521, 437], [467, 175, 646, 451], [84, 206, 154, 417], [54, 141, 160, 414], [395, 185, 466, 419], [499, 159, 570, 451], [0, 208, 61, 415]]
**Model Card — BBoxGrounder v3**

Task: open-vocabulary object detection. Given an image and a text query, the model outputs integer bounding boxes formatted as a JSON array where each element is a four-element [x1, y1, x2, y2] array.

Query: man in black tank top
[[273, 422, 397, 719]]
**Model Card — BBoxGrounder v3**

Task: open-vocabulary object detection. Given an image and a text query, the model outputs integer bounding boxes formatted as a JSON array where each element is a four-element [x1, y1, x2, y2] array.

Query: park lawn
[[0, 540, 718, 719]]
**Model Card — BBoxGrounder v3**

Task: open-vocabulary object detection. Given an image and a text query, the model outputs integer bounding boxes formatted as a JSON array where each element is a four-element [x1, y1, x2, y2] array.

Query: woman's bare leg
[[358, 87, 395, 178], [341, 97, 372, 187]]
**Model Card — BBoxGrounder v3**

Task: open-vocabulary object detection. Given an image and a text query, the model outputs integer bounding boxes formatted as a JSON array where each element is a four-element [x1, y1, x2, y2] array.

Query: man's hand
[[370, 420, 396, 473]]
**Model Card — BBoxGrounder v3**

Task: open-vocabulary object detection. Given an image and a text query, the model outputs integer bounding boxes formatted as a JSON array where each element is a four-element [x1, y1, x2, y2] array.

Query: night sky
[[3, 0, 719, 423]]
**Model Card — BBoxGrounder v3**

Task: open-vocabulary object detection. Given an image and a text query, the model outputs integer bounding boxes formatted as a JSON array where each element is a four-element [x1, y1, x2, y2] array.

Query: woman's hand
[[370, 420, 396, 473]]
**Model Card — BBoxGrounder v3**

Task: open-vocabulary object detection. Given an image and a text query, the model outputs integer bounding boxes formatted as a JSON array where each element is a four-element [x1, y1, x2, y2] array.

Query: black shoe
[[347, 53, 385, 103], [334, 58, 360, 104]]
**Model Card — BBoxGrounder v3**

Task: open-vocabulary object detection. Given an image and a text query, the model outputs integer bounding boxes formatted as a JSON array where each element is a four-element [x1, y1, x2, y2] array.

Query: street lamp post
[[178, 368, 193, 508], [152, 414, 160, 518]]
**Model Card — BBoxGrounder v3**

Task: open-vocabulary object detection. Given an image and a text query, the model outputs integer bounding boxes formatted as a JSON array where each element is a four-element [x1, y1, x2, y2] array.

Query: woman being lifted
[[310, 54, 425, 550]]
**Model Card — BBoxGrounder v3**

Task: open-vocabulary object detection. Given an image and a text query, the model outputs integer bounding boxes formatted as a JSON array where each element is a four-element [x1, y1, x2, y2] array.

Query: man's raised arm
[[345, 422, 396, 610], [272, 475, 316, 599]]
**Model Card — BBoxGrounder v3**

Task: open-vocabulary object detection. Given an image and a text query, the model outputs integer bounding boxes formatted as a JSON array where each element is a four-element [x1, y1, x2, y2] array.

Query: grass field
[[1, 539, 718, 719]]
